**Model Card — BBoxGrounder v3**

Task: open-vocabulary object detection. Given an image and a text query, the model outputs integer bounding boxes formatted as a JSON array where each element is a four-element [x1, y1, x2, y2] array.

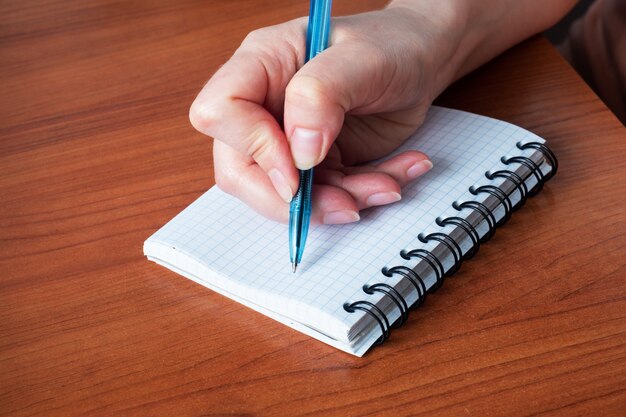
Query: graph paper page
[[144, 106, 545, 354]]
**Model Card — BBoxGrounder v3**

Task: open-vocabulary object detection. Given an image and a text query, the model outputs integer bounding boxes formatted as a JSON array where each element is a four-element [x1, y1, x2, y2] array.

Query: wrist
[[385, 0, 482, 95], [387, 0, 576, 82]]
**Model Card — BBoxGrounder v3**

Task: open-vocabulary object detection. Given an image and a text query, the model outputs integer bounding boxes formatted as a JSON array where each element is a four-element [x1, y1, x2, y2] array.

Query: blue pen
[[289, 0, 332, 273]]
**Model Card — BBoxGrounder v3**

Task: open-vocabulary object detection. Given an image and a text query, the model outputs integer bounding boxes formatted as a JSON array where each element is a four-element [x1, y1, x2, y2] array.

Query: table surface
[[2, 1, 625, 416]]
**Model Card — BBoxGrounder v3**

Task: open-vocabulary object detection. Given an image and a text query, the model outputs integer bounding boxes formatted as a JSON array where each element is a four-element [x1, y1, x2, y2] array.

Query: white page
[[144, 106, 547, 355]]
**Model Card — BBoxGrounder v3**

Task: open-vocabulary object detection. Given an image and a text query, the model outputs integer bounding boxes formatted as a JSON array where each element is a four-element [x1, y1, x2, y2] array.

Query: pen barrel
[[288, 0, 332, 268], [305, 0, 332, 63], [289, 168, 314, 264]]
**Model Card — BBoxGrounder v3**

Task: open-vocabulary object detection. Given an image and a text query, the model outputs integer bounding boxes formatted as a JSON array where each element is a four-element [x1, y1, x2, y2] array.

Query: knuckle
[[189, 98, 220, 134], [286, 74, 331, 108], [214, 166, 238, 196], [242, 27, 271, 45], [246, 125, 275, 163]]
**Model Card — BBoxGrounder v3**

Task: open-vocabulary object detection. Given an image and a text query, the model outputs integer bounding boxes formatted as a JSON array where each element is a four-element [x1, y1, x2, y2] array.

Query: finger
[[214, 142, 360, 225], [315, 168, 401, 210], [190, 32, 303, 202], [311, 184, 360, 225], [343, 150, 432, 187], [213, 141, 289, 222]]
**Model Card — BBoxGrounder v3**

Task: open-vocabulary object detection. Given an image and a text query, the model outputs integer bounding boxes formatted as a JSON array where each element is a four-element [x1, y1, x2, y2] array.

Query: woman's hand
[[189, 0, 575, 224]]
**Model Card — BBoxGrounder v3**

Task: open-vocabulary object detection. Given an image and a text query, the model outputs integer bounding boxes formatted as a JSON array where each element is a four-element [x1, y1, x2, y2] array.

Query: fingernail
[[366, 192, 401, 207], [290, 128, 323, 170], [406, 160, 433, 179], [268, 168, 293, 203], [323, 210, 360, 225]]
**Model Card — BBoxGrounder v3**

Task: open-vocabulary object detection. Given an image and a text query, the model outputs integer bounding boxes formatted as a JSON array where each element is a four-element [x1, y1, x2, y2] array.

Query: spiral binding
[[470, 185, 512, 226], [343, 141, 557, 346], [400, 248, 445, 292]]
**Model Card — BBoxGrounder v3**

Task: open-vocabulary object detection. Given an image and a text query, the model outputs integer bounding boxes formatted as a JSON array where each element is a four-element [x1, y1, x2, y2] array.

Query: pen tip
[[292, 262, 297, 273]]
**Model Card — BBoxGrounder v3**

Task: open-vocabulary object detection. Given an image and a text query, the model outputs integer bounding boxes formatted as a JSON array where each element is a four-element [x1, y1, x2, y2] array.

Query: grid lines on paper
[[148, 106, 545, 338]]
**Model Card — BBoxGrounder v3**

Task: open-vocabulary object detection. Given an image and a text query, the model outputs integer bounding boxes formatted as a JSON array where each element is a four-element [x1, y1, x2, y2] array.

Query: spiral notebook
[[144, 106, 557, 356]]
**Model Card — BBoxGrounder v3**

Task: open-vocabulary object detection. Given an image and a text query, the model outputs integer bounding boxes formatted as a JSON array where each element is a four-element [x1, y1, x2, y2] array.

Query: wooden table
[[2, 1, 625, 416]]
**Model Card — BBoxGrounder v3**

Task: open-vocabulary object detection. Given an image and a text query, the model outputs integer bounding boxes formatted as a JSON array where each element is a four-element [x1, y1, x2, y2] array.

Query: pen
[[289, 0, 333, 273]]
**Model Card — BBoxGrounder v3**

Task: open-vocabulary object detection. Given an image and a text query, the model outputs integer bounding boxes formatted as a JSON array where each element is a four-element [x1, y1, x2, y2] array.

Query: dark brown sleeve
[[560, 0, 626, 124]]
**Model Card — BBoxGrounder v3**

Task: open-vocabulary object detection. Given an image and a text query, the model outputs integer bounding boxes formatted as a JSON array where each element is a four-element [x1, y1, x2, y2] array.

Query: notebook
[[143, 106, 557, 356]]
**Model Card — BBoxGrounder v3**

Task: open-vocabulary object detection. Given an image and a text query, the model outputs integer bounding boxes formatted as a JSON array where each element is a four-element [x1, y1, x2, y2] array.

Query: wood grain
[[1, 1, 625, 416]]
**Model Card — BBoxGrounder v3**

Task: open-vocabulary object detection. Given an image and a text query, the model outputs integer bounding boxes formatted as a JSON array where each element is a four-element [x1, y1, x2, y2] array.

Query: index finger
[[189, 24, 306, 201]]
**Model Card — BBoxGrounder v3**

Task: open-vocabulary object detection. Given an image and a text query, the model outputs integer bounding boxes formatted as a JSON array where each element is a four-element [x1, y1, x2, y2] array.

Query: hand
[[189, 1, 573, 224]]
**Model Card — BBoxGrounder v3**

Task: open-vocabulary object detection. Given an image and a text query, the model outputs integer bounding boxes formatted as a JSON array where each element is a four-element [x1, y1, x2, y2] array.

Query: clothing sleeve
[[559, 0, 626, 124]]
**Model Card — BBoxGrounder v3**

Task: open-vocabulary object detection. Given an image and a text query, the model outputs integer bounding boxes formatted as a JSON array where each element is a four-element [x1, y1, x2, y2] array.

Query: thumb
[[283, 41, 397, 169], [283, 48, 349, 170]]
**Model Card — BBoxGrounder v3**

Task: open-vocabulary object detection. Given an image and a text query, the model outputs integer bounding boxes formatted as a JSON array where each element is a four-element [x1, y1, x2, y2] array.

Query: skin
[[189, 0, 576, 224]]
